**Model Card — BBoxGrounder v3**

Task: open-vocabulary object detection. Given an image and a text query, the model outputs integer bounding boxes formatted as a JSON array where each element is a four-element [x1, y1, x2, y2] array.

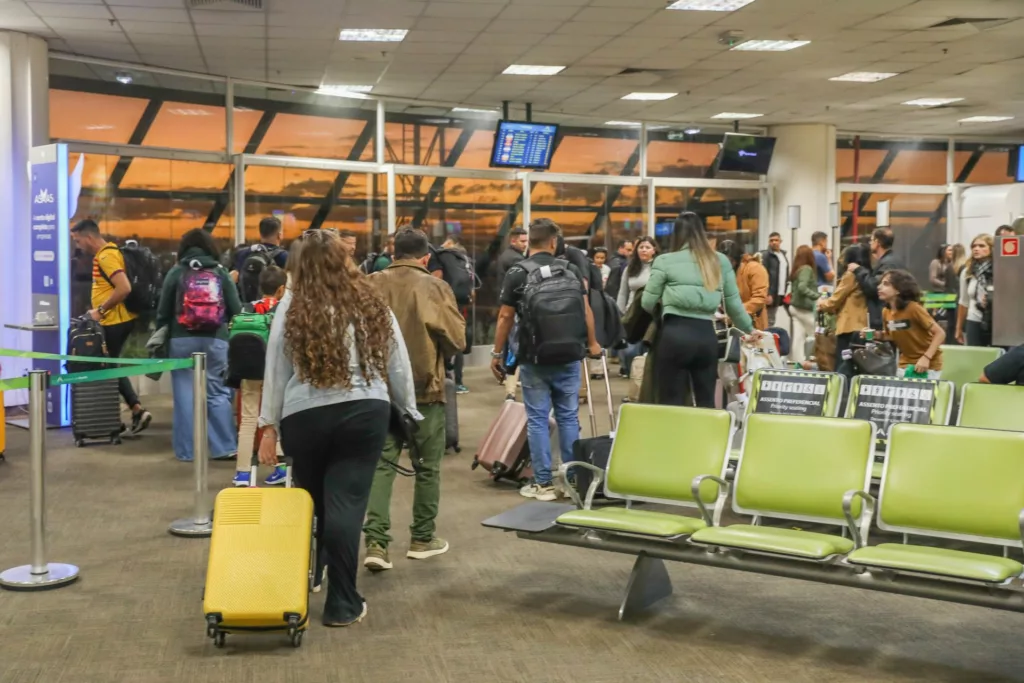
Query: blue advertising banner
[[29, 144, 71, 427]]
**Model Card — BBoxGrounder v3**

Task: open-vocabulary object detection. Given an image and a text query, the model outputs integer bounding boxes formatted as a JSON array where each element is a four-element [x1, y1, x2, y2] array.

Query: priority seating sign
[[753, 371, 831, 417], [852, 376, 937, 442]]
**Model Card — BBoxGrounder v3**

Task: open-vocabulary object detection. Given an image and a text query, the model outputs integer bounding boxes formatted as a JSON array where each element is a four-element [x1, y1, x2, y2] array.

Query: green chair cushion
[[556, 508, 706, 538], [690, 524, 855, 559], [847, 543, 1024, 583]]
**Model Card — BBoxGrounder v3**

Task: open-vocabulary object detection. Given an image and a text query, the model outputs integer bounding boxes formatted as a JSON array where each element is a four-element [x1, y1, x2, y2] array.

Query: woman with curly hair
[[259, 229, 419, 628], [877, 269, 945, 378]]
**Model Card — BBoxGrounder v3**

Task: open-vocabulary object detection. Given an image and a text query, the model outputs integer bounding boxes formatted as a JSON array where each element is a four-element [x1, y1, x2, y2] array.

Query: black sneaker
[[130, 410, 152, 435]]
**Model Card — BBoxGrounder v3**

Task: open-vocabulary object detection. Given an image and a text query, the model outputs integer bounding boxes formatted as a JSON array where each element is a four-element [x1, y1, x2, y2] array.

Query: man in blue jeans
[[490, 218, 601, 501]]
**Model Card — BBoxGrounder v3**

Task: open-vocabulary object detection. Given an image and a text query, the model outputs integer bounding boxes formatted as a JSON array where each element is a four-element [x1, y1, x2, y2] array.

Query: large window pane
[[954, 143, 1015, 184], [836, 139, 948, 184], [531, 182, 647, 254], [647, 136, 722, 178], [653, 187, 760, 254]]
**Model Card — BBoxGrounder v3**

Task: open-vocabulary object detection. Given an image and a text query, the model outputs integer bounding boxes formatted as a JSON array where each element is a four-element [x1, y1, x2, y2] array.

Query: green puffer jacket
[[790, 265, 820, 312], [640, 248, 753, 333]]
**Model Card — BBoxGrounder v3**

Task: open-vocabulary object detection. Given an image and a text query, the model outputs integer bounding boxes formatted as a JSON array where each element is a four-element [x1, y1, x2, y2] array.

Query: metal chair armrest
[[691, 474, 731, 527], [1017, 508, 1024, 547], [558, 462, 606, 510], [842, 490, 876, 549]]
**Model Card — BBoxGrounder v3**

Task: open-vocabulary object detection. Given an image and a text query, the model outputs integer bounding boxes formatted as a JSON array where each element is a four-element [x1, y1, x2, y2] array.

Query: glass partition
[[653, 186, 760, 254]]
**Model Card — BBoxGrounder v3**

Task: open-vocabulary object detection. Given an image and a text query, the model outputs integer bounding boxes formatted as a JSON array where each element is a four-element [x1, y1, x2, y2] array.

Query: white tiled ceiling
[[5, 0, 1024, 135]]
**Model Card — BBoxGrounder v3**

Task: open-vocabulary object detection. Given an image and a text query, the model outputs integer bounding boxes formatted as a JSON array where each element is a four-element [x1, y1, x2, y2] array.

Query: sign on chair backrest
[[748, 369, 845, 418], [847, 375, 954, 448]]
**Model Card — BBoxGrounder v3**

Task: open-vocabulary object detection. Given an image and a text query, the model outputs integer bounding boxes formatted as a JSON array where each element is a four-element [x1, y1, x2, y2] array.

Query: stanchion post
[[0, 370, 79, 590], [169, 353, 213, 538]]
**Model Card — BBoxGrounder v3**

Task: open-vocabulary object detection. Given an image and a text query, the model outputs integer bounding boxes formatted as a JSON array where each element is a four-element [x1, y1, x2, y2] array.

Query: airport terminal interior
[[2, 0, 1024, 681]]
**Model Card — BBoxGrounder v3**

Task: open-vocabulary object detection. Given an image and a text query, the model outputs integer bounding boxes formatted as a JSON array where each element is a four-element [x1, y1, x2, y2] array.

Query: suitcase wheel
[[289, 630, 303, 648], [111, 435, 122, 446], [213, 632, 226, 648], [75, 439, 86, 448], [470, 458, 479, 471]]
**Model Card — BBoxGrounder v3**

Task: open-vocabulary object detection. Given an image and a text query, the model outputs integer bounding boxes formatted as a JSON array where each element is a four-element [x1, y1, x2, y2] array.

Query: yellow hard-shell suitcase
[[203, 483, 315, 648]]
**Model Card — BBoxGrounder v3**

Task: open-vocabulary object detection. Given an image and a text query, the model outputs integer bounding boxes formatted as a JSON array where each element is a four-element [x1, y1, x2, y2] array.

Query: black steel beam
[[841, 147, 900, 234], [410, 127, 475, 229], [107, 98, 163, 190], [307, 122, 377, 230], [584, 141, 644, 245], [204, 110, 277, 228]]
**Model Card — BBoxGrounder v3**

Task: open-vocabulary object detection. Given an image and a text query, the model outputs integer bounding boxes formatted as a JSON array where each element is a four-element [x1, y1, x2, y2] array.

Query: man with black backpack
[[70, 219, 153, 435], [230, 216, 287, 302], [429, 235, 476, 393], [490, 218, 601, 502]]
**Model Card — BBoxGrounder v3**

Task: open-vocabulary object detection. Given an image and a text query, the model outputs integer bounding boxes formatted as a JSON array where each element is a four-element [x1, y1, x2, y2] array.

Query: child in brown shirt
[[877, 270, 945, 378]]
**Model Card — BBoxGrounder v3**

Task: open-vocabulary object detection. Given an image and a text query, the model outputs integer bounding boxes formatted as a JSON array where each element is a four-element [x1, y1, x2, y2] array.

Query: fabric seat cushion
[[690, 524, 854, 559], [556, 508, 705, 538], [847, 543, 1023, 583]]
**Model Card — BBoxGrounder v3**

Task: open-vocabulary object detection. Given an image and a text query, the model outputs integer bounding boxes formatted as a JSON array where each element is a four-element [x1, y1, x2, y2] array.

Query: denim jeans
[[618, 342, 643, 376], [520, 362, 581, 486], [169, 336, 237, 462]]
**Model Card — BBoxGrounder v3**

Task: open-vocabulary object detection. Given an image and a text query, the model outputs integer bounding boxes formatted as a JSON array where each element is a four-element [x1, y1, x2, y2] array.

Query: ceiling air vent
[[189, 0, 264, 9]]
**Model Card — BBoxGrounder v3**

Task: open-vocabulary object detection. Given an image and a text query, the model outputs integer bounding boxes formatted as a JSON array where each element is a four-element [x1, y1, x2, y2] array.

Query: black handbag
[[851, 340, 897, 376], [718, 325, 744, 363], [621, 288, 654, 345]]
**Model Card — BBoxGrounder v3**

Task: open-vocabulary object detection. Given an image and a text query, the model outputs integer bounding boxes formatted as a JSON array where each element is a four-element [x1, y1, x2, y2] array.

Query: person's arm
[[915, 307, 946, 374], [853, 263, 878, 301], [743, 265, 769, 316], [956, 269, 968, 344], [222, 269, 243, 318], [979, 347, 1024, 384], [257, 293, 294, 463], [583, 291, 600, 356], [91, 252, 132, 320], [721, 257, 754, 334], [929, 260, 946, 290], [616, 274, 629, 314], [819, 253, 835, 283], [818, 272, 853, 314], [490, 304, 516, 382], [640, 260, 665, 313], [794, 267, 819, 305], [386, 310, 423, 421], [154, 266, 179, 331], [427, 283, 468, 358]]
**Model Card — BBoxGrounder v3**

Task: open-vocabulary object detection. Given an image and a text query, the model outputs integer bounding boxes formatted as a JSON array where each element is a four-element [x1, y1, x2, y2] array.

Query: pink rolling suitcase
[[471, 401, 533, 484]]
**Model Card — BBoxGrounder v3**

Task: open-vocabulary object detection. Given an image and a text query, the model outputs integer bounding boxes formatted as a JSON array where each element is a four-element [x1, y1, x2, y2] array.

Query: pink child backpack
[[177, 259, 226, 332]]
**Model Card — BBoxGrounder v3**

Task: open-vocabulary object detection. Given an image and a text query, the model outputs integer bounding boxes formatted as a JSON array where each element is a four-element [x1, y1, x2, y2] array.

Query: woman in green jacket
[[641, 213, 752, 408], [156, 228, 243, 462], [788, 245, 820, 364]]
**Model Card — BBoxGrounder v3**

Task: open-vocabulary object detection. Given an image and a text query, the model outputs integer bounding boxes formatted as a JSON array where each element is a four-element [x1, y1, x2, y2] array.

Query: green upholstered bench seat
[[872, 461, 883, 479], [847, 543, 1024, 583], [557, 508, 705, 538], [691, 524, 854, 559]]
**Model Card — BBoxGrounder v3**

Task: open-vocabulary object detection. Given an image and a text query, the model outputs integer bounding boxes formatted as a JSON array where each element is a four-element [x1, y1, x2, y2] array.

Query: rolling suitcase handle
[[249, 453, 294, 488], [581, 351, 616, 438]]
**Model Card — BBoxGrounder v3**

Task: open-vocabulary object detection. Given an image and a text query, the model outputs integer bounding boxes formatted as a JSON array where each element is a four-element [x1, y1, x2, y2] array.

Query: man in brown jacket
[[363, 228, 466, 571]]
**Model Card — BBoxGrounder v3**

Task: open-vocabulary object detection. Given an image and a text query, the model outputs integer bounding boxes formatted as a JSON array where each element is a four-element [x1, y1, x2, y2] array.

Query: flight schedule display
[[490, 120, 559, 169]]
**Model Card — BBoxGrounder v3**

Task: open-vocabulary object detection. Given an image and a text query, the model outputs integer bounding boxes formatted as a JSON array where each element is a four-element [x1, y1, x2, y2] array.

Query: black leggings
[[966, 320, 992, 348], [655, 315, 719, 408], [280, 399, 390, 624]]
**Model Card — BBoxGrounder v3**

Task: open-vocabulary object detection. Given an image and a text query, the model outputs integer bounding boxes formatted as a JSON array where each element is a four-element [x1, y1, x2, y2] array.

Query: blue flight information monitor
[[490, 120, 559, 169]]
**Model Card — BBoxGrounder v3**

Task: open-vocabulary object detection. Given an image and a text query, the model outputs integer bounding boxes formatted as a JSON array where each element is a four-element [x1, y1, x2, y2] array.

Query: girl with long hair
[[616, 236, 659, 378], [788, 244, 820, 363], [819, 244, 871, 379], [929, 244, 956, 293], [878, 269, 945, 377], [641, 212, 752, 407], [955, 234, 994, 347], [259, 229, 419, 627]]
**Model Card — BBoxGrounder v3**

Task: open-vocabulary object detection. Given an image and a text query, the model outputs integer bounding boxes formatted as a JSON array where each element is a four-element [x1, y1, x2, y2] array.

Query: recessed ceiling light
[[667, 0, 756, 10], [452, 107, 498, 115], [684, 127, 702, 134], [339, 28, 407, 42], [830, 71, 899, 83], [621, 92, 677, 101], [731, 39, 810, 51], [166, 108, 212, 116], [605, 120, 642, 126], [502, 64, 565, 76], [902, 97, 964, 107], [316, 84, 373, 95], [114, 72, 133, 85], [959, 116, 1014, 123], [711, 112, 762, 119]]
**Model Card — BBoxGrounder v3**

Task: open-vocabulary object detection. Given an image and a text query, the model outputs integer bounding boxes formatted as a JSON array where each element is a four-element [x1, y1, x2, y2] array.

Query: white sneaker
[[519, 483, 557, 502]]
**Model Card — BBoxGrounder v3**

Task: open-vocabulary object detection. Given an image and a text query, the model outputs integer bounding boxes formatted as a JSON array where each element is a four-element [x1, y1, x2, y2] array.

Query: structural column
[[0, 32, 49, 406], [766, 124, 837, 251]]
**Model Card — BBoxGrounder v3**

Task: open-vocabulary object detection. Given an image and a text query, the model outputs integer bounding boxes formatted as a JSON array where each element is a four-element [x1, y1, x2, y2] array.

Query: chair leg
[[618, 553, 673, 622]]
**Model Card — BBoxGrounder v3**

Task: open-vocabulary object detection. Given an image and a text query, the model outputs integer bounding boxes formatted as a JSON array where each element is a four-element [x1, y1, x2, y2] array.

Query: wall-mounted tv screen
[[1015, 145, 1024, 182], [717, 133, 777, 175], [490, 120, 559, 170]]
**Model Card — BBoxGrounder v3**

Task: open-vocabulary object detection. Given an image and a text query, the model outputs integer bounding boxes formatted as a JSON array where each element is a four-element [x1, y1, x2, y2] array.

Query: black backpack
[[433, 247, 476, 305], [239, 244, 283, 303], [517, 260, 588, 366], [66, 317, 107, 374], [99, 241, 162, 314]]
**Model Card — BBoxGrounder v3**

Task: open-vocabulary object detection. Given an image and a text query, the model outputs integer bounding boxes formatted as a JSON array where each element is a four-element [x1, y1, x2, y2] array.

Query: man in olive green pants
[[363, 228, 466, 571]]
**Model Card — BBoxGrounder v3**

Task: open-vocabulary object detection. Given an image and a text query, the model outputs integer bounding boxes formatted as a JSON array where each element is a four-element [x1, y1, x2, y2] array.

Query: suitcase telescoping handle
[[249, 452, 294, 488], [581, 351, 616, 437]]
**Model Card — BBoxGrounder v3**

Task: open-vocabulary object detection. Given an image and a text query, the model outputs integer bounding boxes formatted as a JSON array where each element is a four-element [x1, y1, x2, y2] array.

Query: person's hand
[[847, 263, 859, 273], [490, 356, 506, 383], [258, 427, 278, 466], [956, 328, 965, 345], [915, 356, 931, 374], [588, 342, 603, 358], [766, 295, 773, 306], [87, 308, 102, 322], [825, 248, 833, 260]]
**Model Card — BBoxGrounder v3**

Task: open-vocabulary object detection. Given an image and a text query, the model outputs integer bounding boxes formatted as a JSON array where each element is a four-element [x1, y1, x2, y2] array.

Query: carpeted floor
[[1, 367, 1023, 683]]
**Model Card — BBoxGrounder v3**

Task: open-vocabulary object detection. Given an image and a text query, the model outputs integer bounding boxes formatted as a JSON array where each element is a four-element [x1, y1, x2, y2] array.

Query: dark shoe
[[130, 409, 152, 435], [323, 602, 367, 627]]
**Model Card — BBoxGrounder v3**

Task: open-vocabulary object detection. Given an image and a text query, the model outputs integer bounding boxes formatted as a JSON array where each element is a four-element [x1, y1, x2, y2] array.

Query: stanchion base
[[0, 563, 79, 591], [169, 518, 213, 537]]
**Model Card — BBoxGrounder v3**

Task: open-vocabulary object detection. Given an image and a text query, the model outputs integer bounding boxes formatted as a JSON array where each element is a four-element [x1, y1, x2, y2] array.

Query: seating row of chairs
[[484, 396, 1024, 622]]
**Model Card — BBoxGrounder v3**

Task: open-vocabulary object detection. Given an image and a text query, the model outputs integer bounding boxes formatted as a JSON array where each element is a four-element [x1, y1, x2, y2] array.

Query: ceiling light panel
[[829, 72, 899, 83], [339, 29, 408, 42], [711, 112, 763, 119], [621, 92, 677, 101], [667, 0, 756, 10], [316, 85, 374, 95], [452, 107, 499, 115], [732, 40, 810, 52], [902, 98, 964, 107], [502, 64, 565, 75], [959, 116, 1014, 123], [605, 121, 642, 126]]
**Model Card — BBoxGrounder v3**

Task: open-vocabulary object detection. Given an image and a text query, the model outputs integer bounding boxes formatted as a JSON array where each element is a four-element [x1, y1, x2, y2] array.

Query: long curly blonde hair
[[284, 230, 393, 389]]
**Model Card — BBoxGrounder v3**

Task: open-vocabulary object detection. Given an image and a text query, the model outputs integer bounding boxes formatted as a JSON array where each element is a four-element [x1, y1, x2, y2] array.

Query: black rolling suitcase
[[570, 354, 617, 501], [67, 317, 122, 447], [444, 377, 460, 453]]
